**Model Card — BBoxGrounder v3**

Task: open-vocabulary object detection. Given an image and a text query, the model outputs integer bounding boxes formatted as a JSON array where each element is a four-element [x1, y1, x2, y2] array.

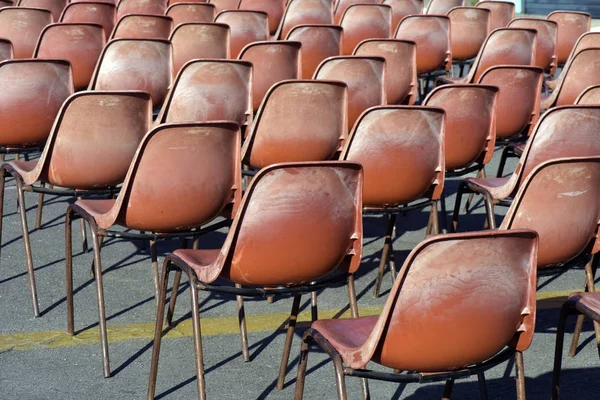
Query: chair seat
[[570, 292, 600, 321], [7, 160, 40, 185], [312, 316, 377, 353], [171, 248, 222, 281], [464, 176, 513, 200], [75, 199, 117, 219]]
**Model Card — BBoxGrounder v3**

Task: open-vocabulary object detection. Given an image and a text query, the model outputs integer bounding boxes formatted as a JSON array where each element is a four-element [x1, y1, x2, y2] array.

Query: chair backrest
[[170, 23, 229, 77], [0, 59, 73, 147], [382, 0, 422, 32], [214, 9, 269, 57], [0, 7, 52, 58], [333, 0, 378, 24], [206, 161, 363, 287], [551, 32, 600, 91], [477, 65, 543, 139], [59, 2, 115, 39], [239, 41, 301, 111], [314, 56, 386, 131], [394, 15, 451, 75], [89, 38, 172, 108], [242, 80, 347, 169], [353, 39, 417, 105], [165, 3, 215, 27], [464, 27, 537, 83], [285, 24, 341, 79], [340, 4, 392, 56], [425, 0, 463, 14], [34, 91, 153, 189], [156, 59, 252, 128], [110, 14, 172, 40], [341, 105, 445, 207], [209, 0, 239, 13], [110, 122, 242, 232], [239, 0, 285, 34], [501, 157, 600, 268], [34, 23, 105, 91], [276, 0, 332, 40], [17, 0, 66, 21], [116, 0, 166, 20], [548, 48, 600, 108], [475, 0, 514, 32], [575, 84, 600, 105], [508, 18, 558, 75], [447, 6, 490, 61], [0, 39, 13, 61], [548, 11, 592, 65]]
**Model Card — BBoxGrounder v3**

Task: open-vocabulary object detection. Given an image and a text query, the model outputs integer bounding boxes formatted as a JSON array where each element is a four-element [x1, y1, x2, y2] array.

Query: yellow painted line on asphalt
[[0, 291, 575, 352]]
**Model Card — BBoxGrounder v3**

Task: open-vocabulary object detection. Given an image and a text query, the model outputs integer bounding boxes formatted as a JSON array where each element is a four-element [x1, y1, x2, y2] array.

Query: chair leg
[[0, 170, 5, 277], [570, 254, 600, 358], [235, 284, 249, 362], [373, 214, 395, 298], [497, 146, 512, 178], [66, 208, 75, 336], [332, 352, 348, 400], [439, 190, 448, 233], [294, 332, 312, 400], [90, 227, 110, 378], [147, 261, 171, 400], [465, 168, 485, 213], [276, 294, 301, 390], [442, 379, 454, 399], [483, 194, 496, 229], [552, 303, 571, 400], [346, 275, 370, 399], [311, 291, 318, 322], [150, 239, 160, 305], [451, 183, 466, 233], [388, 221, 397, 282], [428, 200, 439, 236], [166, 270, 182, 328], [16, 180, 39, 317], [35, 182, 45, 229], [477, 372, 489, 400], [515, 351, 526, 400], [189, 279, 207, 400], [79, 196, 87, 252]]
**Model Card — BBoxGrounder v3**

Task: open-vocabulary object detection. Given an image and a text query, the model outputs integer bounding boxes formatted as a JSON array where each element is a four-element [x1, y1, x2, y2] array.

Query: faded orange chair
[[214, 9, 268, 57], [341, 105, 445, 297], [508, 17, 558, 75], [576, 84, 600, 105], [314, 55, 386, 131], [276, 0, 333, 40], [147, 161, 364, 400], [208, 0, 239, 13], [116, 0, 166, 20], [546, 32, 600, 92], [242, 80, 347, 170], [295, 229, 539, 400], [0, 91, 151, 317], [425, 0, 463, 14], [353, 39, 417, 105], [333, 0, 378, 24], [165, 2, 215, 27], [340, 4, 392, 56], [66, 121, 241, 378], [239, 0, 285, 35], [0, 39, 13, 61], [34, 23, 105, 91], [89, 38, 172, 109], [0, 7, 52, 58], [17, 0, 66, 21], [59, 1, 116, 39], [476, 0, 514, 32], [447, 6, 490, 76], [170, 23, 229, 76], [285, 24, 342, 79], [548, 10, 592, 67], [382, 0, 422, 32], [110, 14, 172, 39]]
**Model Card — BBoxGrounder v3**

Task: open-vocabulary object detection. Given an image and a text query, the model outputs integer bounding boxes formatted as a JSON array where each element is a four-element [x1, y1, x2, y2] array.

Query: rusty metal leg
[[150, 239, 160, 305], [552, 303, 570, 400], [35, 182, 45, 229], [79, 196, 88, 252], [66, 208, 75, 336], [570, 255, 596, 357], [442, 379, 454, 399], [515, 351, 526, 400], [465, 168, 485, 212], [276, 295, 301, 390], [439, 190, 448, 234], [190, 281, 207, 400], [235, 285, 249, 362], [346, 275, 369, 399], [431, 201, 439, 235], [16, 180, 40, 317], [570, 314, 585, 357], [311, 291, 318, 322], [332, 354, 348, 400], [90, 227, 111, 377], [89, 235, 104, 278], [294, 332, 312, 400], [373, 215, 395, 298], [0, 170, 5, 271], [483, 194, 496, 230], [388, 215, 397, 282], [451, 183, 465, 233], [477, 372, 489, 400], [166, 269, 181, 328]]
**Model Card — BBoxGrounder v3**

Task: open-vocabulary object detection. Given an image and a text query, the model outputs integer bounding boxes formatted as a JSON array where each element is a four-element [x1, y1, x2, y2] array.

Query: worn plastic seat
[[448, 7, 490, 62], [89, 39, 172, 109], [0, 7, 52, 58], [333, 0, 378, 24], [425, 0, 463, 14], [66, 121, 241, 378], [575, 84, 600, 105], [382, 0, 422, 32], [508, 18, 558, 75], [208, 0, 239, 13], [340, 4, 391, 56], [548, 11, 592, 66], [59, 2, 116, 39], [295, 229, 539, 400], [276, 0, 333, 40], [546, 32, 600, 92], [285, 24, 341, 79], [476, 0, 514, 32], [165, 2, 215, 27], [239, 0, 285, 35], [353, 39, 417, 105], [341, 105, 445, 297], [214, 9, 268, 57], [0, 39, 12, 61], [147, 161, 364, 400], [0, 91, 152, 317], [34, 23, 105, 90], [17, 0, 66, 21], [314, 56, 386, 131], [242, 80, 347, 170], [239, 41, 301, 111], [169, 23, 229, 77], [110, 14, 172, 39], [116, 0, 166, 20]]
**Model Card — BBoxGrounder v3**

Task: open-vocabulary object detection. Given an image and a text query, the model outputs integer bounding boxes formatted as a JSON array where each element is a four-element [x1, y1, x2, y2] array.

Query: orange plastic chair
[[546, 32, 600, 92], [333, 0, 378, 24], [382, 0, 422, 32], [341, 105, 445, 297], [156, 59, 252, 130], [59, 1, 116, 39], [576, 84, 600, 105], [0, 7, 52, 58], [147, 161, 364, 400], [548, 11, 592, 66], [476, 0, 514, 32], [285, 24, 342, 79], [239, 0, 285, 34], [165, 2, 215, 27], [214, 9, 269, 57], [0, 91, 151, 317], [425, 0, 463, 14], [0, 39, 12, 61], [508, 17, 558, 75], [353, 39, 417, 105], [239, 41, 301, 111], [276, 0, 333, 40], [169, 23, 229, 77], [89, 39, 172, 109], [34, 23, 105, 90], [447, 7, 490, 64], [17, 0, 66, 21], [116, 0, 166, 20], [110, 14, 172, 39], [340, 4, 392, 55], [295, 229, 539, 400], [314, 56, 386, 131], [208, 0, 239, 14], [66, 121, 241, 378], [242, 80, 347, 170]]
